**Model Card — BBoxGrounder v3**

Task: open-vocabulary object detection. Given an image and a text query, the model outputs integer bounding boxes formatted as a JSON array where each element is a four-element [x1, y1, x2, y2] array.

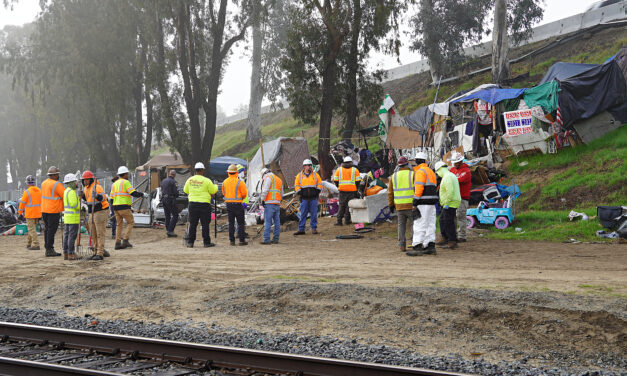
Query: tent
[[207, 156, 247, 180], [137, 152, 188, 171], [539, 62, 599, 85], [248, 137, 310, 194], [136, 152, 190, 192]]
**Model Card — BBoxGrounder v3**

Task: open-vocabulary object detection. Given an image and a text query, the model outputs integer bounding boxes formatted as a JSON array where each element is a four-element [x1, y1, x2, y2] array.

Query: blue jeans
[[298, 199, 318, 231], [263, 204, 281, 242]]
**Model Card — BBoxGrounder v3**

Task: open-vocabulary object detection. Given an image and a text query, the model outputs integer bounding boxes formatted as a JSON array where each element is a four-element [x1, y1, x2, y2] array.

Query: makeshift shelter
[[539, 62, 599, 84], [248, 137, 310, 194], [136, 152, 190, 192], [207, 156, 247, 180]]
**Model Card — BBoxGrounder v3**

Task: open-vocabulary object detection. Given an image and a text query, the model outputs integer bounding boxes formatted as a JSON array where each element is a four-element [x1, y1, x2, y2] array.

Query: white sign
[[503, 109, 533, 136]]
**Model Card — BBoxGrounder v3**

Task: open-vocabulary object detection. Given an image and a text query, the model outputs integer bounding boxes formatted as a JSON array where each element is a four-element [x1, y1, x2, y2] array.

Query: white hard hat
[[343, 156, 353, 163], [414, 151, 428, 160], [260, 167, 270, 176], [303, 159, 313, 166], [451, 151, 464, 163], [117, 166, 129, 175], [434, 161, 447, 171], [194, 162, 205, 170], [63, 173, 77, 184]]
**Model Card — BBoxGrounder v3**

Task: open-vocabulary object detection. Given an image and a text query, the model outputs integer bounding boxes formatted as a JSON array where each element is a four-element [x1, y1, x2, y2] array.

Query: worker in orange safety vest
[[41, 166, 65, 257], [222, 164, 248, 246], [18, 175, 42, 250], [332, 156, 361, 226]]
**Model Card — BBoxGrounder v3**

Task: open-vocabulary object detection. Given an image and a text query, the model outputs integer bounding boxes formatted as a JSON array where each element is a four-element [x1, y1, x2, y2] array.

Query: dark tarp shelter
[[558, 59, 627, 127], [208, 156, 247, 180], [404, 106, 432, 135], [539, 62, 599, 85]]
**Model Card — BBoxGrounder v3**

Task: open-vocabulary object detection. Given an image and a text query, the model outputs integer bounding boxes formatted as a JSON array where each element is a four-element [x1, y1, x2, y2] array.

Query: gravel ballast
[[0, 307, 623, 376]]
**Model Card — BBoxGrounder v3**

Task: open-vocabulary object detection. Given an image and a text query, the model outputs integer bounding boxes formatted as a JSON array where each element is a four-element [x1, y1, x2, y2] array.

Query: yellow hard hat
[[227, 164, 238, 173]]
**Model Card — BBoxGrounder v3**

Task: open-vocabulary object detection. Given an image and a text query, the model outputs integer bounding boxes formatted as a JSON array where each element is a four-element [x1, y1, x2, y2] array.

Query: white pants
[[412, 205, 436, 248]]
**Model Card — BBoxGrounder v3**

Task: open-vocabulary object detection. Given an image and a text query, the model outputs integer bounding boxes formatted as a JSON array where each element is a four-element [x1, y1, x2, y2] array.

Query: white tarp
[[248, 137, 310, 195]]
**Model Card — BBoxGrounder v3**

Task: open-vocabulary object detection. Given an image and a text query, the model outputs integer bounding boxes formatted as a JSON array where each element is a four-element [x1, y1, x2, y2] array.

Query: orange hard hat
[[82, 170, 95, 179]]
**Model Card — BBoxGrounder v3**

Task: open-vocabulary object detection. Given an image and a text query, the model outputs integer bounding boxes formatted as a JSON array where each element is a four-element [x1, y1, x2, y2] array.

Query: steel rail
[[0, 356, 123, 375], [0, 321, 472, 376]]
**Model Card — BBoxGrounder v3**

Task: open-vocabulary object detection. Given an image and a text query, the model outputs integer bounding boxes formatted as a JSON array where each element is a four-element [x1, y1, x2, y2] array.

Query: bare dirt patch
[[0, 217, 625, 370]]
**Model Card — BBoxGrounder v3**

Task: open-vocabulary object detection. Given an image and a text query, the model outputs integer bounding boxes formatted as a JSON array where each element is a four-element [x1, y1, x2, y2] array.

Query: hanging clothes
[[465, 120, 475, 136]]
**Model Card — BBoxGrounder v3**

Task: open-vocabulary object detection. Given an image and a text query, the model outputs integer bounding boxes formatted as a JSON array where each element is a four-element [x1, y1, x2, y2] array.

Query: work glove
[[262, 201, 266, 207], [412, 207, 422, 220], [412, 198, 420, 207], [444, 205, 449, 209], [95, 193, 104, 202], [389, 206, 395, 214], [18, 214, 25, 221], [242, 203, 248, 210], [143, 192, 150, 198]]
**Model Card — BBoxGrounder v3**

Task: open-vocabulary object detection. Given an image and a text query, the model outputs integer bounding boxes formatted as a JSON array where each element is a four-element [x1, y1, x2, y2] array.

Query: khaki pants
[[114, 209, 134, 242], [455, 199, 469, 240], [87, 210, 108, 256], [26, 218, 39, 247]]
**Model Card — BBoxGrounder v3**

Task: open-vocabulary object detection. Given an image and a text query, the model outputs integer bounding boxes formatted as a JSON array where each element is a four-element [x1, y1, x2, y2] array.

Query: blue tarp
[[539, 62, 598, 85], [208, 156, 247, 178], [450, 88, 527, 105]]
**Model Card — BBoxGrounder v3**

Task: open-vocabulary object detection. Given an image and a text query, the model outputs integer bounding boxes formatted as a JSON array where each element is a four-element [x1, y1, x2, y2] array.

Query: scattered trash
[[567, 211, 589, 221], [596, 230, 619, 239], [90, 320, 99, 326], [518, 161, 528, 167], [561, 198, 566, 202], [515, 227, 523, 232]]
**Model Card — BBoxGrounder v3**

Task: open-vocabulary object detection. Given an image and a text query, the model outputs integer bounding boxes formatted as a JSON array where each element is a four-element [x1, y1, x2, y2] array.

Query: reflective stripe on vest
[[111, 179, 132, 205], [338, 167, 356, 187], [265, 175, 282, 204], [42, 181, 63, 200], [297, 172, 319, 190], [63, 189, 81, 223], [392, 170, 414, 204], [224, 180, 243, 202], [414, 168, 438, 201], [24, 190, 38, 207]]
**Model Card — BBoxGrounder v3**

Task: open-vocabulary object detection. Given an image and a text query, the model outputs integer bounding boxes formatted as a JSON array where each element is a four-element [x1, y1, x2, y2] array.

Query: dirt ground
[[0, 217, 625, 370]]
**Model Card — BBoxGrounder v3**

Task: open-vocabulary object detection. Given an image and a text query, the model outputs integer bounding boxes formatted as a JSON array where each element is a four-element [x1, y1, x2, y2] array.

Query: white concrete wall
[[384, 1, 627, 82]]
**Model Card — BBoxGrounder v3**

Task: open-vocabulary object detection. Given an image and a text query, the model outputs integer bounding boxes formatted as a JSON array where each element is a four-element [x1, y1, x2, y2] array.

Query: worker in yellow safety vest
[[62, 174, 81, 261], [387, 156, 414, 253], [222, 164, 248, 246], [332, 156, 361, 226], [110, 166, 147, 250], [183, 162, 218, 248], [18, 175, 42, 251]]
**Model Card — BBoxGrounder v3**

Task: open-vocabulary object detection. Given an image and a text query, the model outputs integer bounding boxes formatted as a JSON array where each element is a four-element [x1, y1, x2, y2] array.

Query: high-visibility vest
[[63, 187, 81, 224], [222, 175, 247, 203], [294, 171, 322, 192], [391, 169, 414, 205], [413, 164, 438, 205], [184, 175, 218, 203], [84, 181, 109, 211], [41, 178, 65, 214], [333, 167, 361, 192], [264, 174, 282, 204], [18, 186, 42, 219], [110, 179, 135, 206]]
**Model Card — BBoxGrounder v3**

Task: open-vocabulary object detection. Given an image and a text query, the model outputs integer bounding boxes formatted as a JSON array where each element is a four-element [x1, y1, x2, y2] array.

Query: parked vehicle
[[151, 187, 189, 223]]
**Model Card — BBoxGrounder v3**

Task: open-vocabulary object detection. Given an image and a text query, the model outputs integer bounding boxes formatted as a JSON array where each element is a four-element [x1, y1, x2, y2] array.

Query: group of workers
[[388, 151, 471, 256], [16, 150, 470, 259], [18, 166, 147, 261]]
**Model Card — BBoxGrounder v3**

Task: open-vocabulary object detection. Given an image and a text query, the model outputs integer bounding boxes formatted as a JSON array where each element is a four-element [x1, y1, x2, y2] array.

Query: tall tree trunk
[[492, 0, 509, 84], [318, 33, 342, 180], [343, 0, 361, 142], [421, 0, 441, 83], [246, 0, 263, 143], [143, 89, 154, 163], [133, 62, 144, 168], [0, 159, 7, 191]]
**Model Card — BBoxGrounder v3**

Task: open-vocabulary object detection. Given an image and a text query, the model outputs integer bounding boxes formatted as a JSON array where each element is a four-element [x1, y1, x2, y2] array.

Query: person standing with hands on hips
[[183, 162, 218, 248], [293, 159, 322, 235]]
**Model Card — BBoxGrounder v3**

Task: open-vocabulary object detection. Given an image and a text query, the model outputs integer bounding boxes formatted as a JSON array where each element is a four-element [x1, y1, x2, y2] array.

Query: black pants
[[439, 207, 458, 242], [337, 191, 356, 224], [226, 203, 246, 242], [187, 202, 211, 245], [162, 198, 179, 233], [42, 212, 60, 251]]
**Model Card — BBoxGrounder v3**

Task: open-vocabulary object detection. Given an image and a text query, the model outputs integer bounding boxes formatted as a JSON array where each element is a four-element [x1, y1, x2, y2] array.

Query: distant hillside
[[212, 25, 626, 161]]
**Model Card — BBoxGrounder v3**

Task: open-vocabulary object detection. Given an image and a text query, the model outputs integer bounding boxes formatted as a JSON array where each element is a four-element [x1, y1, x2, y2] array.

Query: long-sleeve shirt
[[260, 173, 283, 203], [450, 163, 471, 200], [436, 169, 462, 209], [160, 177, 179, 198]]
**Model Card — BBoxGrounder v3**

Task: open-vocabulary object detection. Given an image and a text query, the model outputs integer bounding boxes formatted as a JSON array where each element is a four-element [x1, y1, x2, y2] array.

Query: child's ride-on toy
[[466, 184, 520, 230]]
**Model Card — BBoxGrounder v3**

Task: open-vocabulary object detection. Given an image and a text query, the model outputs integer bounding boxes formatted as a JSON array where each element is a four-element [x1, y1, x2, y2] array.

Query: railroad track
[[0, 321, 471, 376]]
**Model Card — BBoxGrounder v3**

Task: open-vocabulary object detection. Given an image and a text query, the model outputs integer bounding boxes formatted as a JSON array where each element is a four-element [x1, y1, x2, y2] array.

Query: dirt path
[[0, 217, 625, 370]]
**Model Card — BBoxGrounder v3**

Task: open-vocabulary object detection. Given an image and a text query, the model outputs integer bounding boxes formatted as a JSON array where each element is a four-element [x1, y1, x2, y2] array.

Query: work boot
[[121, 239, 133, 248], [345, 220, 352, 225], [312, 229, 319, 235], [46, 249, 61, 257], [272, 238, 279, 244], [260, 241, 272, 245], [63, 253, 68, 260], [230, 241, 236, 246], [67, 253, 78, 261], [102, 250, 110, 257], [114, 241, 124, 250], [293, 230, 306, 236], [444, 241, 458, 250], [203, 243, 215, 248], [88, 254, 103, 261], [186, 243, 194, 248], [458, 238, 467, 242], [28, 246, 40, 251], [423, 242, 437, 255], [406, 245, 424, 257], [239, 241, 248, 246], [334, 222, 343, 226], [26, 244, 30, 249], [400, 242, 406, 252], [167, 231, 178, 238], [436, 239, 448, 246]]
